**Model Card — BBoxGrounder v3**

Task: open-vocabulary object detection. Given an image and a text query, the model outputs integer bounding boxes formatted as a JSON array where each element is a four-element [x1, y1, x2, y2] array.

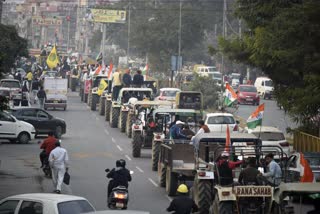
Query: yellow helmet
[[177, 184, 188, 193]]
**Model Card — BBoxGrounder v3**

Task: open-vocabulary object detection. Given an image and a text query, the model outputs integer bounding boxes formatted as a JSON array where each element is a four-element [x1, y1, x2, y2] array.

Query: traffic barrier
[[293, 131, 320, 152]]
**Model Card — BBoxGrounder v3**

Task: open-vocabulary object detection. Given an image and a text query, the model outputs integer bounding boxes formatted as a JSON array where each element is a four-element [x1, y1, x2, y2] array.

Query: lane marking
[[104, 129, 109, 135], [112, 138, 116, 143], [95, 116, 99, 121], [125, 155, 132, 161], [166, 195, 173, 202], [148, 178, 159, 187], [135, 166, 144, 173], [117, 145, 123, 151]]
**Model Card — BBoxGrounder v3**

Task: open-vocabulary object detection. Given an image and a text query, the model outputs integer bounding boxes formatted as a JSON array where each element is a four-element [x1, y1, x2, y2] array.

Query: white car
[[231, 79, 240, 88], [0, 193, 95, 214], [0, 111, 35, 144], [204, 113, 239, 132], [155, 88, 181, 102], [247, 126, 290, 157], [254, 77, 274, 99]]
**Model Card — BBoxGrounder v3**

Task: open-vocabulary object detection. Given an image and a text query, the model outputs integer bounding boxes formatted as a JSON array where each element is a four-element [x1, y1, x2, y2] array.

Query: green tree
[[0, 24, 28, 77], [215, 0, 320, 135]]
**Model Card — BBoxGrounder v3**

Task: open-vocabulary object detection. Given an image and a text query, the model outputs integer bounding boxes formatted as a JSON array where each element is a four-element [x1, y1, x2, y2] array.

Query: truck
[[43, 77, 68, 110]]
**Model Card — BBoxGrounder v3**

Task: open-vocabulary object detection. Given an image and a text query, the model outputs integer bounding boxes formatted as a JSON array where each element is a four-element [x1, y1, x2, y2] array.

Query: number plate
[[115, 202, 124, 208], [246, 98, 253, 101], [54, 100, 58, 103], [234, 186, 272, 197]]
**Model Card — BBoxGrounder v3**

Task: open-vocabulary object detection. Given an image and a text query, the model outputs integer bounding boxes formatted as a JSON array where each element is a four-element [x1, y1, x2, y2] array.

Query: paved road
[[235, 99, 298, 134]]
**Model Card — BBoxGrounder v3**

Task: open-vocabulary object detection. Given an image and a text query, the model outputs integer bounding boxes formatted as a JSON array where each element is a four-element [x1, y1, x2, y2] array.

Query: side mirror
[[105, 168, 110, 173]]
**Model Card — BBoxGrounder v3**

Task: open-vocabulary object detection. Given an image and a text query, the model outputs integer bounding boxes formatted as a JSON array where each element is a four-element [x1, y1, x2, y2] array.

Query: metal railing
[[293, 131, 320, 152]]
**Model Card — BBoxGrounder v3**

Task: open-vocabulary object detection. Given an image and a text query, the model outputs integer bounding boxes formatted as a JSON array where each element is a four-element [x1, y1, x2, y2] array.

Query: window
[[58, 200, 94, 214], [37, 111, 49, 119], [21, 110, 37, 117], [239, 86, 257, 93], [18, 201, 43, 214], [252, 132, 285, 141], [207, 116, 235, 125], [0, 112, 14, 122], [0, 81, 20, 88], [265, 80, 273, 87], [0, 200, 19, 214]]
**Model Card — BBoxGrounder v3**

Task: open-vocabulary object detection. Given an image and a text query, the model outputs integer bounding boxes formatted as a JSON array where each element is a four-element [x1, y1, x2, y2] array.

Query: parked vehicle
[[212, 71, 222, 87], [0, 111, 35, 144], [254, 77, 274, 99], [0, 79, 22, 105], [236, 84, 260, 105], [0, 193, 95, 214], [10, 107, 66, 138], [204, 113, 239, 133], [231, 79, 240, 88], [43, 77, 68, 110], [155, 88, 181, 102]]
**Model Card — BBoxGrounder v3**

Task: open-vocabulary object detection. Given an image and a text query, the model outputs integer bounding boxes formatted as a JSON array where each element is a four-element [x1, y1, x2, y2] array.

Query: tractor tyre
[[132, 133, 142, 157], [110, 107, 119, 128], [166, 167, 178, 196], [212, 193, 233, 214], [158, 163, 166, 187], [105, 100, 111, 121], [120, 111, 128, 133], [126, 114, 133, 138], [99, 96, 106, 115], [152, 140, 161, 171], [90, 94, 98, 111]]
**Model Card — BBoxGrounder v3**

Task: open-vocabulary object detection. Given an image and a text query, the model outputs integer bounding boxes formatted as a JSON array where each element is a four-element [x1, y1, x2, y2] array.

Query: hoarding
[[89, 9, 126, 24], [32, 16, 62, 26]]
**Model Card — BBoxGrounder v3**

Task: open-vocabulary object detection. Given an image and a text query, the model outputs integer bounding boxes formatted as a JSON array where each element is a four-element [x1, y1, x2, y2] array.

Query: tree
[[0, 24, 28, 78], [215, 0, 320, 135]]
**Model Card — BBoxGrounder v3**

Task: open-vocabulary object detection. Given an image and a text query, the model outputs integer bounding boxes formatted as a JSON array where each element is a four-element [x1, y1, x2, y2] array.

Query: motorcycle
[[105, 168, 133, 210], [38, 141, 52, 178]]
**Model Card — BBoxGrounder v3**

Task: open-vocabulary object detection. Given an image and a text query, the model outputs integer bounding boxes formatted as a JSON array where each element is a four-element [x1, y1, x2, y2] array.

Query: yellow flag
[[97, 79, 108, 96], [46, 45, 60, 69]]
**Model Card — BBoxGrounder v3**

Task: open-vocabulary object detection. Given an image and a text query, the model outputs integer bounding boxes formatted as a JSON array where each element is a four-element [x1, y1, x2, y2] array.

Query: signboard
[[84, 80, 92, 94], [233, 186, 272, 197], [89, 9, 126, 24], [171, 55, 182, 71], [32, 16, 62, 26]]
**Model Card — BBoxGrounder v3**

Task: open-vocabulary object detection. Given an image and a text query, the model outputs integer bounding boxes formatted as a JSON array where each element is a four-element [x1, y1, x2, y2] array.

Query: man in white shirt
[[49, 141, 69, 194]]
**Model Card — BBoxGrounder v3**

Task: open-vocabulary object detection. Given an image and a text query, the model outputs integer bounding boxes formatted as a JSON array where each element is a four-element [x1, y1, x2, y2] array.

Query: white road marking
[[166, 195, 173, 202], [117, 145, 123, 151], [112, 137, 116, 143], [148, 178, 159, 187], [125, 155, 132, 161], [104, 129, 109, 135], [95, 116, 99, 121], [135, 166, 144, 173]]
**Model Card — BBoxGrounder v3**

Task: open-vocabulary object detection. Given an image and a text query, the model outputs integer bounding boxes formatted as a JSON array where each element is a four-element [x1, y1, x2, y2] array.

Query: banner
[[32, 16, 62, 26], [89, 9, 126, 23], [84, 80, 92, 94]]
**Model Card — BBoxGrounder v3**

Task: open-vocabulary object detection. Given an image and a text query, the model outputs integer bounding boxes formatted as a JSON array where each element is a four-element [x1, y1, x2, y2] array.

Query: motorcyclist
[[167, 184, 198, 214], [107, 159, 132, 197], [39, 132, 57, 168]]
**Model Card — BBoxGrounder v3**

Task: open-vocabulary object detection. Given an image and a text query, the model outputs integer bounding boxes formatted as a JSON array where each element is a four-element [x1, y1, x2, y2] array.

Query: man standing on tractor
[[167, 184, 198, 214], [132, 70, 144, 87], [216, 152, 243, 186], [112, 69, 122, 101], [122, 69, 132, 87]]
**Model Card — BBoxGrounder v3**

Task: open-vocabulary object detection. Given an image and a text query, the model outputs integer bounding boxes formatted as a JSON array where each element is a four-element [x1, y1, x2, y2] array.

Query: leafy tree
[[0, 24, 28, 77], [215, 0, 320, 135]]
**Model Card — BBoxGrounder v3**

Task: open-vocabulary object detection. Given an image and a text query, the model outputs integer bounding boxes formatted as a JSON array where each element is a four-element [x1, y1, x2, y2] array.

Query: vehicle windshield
[[207, 116, 235, 124], [239, 86, 257, 92], [0, 81, 20, 88], [58, 200, 94, 214], [252, 132, 285, 141], [162, 90, 178, 97], [265, 80, 273, 87], [213, 73, 222, 79], [208, 67, 217, 72]]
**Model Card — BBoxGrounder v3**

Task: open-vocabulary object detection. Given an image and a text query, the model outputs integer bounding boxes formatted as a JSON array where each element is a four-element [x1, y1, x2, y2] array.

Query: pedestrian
[[258, 153, 282, 186], [238, 157, 260, 185], [31, 77, 40, 104], [216, 152, 243, 186], [112, 69, 122, 101], [167, 184, 198, 214], [122, 69, 132, 87], [37, 86, 47, 109], [132, 70, 144, 87], [26, 71, 33, 92], [49, 140, 69, 194]]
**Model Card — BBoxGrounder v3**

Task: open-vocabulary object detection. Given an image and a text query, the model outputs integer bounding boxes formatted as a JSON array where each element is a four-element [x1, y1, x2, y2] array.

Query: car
[[247, 126, 290, 157], [0, 193, 95, 214], [10, 107, 66, 138], [236, 84, 260, 105], [231, 78, 240, 88], [155, 88, 181, 102], [0, 79, 22, 100], [204, 113, 239, 132], [254, 77, 274, 99], [0, 111, 35, 144]]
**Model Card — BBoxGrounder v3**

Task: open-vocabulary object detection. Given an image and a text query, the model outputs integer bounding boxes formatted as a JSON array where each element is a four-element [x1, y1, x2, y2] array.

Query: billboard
[[32, 16, 62, 26], [89, 9, 126, 24]]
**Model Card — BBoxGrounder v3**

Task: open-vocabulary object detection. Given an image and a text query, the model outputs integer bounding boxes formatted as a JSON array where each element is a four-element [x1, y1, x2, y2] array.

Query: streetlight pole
[[178, 0, 182, 72], [127, 0, 131, 61], [67, 10, 71, 53]]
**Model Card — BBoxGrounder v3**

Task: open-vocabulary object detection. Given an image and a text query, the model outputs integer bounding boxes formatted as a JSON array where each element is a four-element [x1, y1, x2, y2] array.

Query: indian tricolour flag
[[247, 103, 265, 129], [224, 83, 237, 107]]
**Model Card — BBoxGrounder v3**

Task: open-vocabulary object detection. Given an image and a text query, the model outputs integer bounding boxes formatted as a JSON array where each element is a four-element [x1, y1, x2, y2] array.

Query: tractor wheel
[[158, 163, 166, 187], [99, 96, 106, 115], [126, 114, 133, 138], [105, 100, 111, 121], [110, 107, 119, 128], [90, 94, 98, 111], [120, 111, 128, 133], [195, 178, 212, 214], [212, 194, 233, 214], [152, 140, 161, 171], [84, 94, 88, 103], [166, 167, 178, 196], [132, 132, 142, 157]]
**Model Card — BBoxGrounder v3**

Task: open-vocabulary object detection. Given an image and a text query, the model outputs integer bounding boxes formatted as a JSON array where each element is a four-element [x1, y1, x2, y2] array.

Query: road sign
[[89, 9, 126, 24], [32, 16, 62, 26], [171, 55, 182, 71]]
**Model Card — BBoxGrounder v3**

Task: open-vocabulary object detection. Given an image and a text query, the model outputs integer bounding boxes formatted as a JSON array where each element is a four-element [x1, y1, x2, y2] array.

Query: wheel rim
[[19, 133, 29, 143]]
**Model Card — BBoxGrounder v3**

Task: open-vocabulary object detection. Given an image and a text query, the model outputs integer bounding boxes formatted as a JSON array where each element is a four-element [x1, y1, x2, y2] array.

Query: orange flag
[[107, 62, 113, 79], [94, 65, 102, 75], [300, 153, 314, 182], [225, 124, 231, 152]]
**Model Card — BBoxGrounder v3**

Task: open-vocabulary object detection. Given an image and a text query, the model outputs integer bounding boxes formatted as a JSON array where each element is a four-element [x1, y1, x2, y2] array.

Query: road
[[235, 99, 298, 134]]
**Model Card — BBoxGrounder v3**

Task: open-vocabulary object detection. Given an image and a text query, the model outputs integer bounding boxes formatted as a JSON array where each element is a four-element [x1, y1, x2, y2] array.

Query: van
[[193, 65, 218, 78], [254, 77, 274, 99]]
